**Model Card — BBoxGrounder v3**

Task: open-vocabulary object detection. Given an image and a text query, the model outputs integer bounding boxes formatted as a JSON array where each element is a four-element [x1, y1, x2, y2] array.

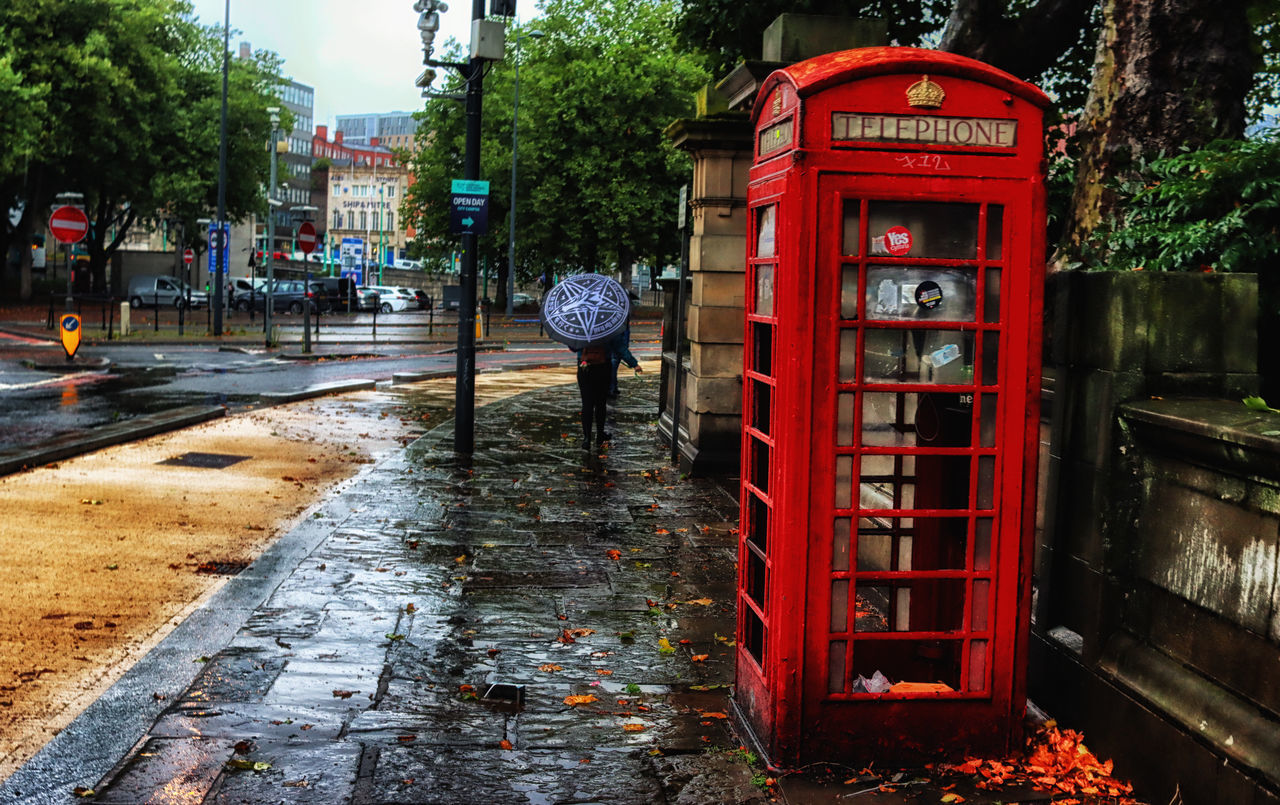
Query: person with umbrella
[[576, 335, 640, 446], [539, 273, 641, 447]]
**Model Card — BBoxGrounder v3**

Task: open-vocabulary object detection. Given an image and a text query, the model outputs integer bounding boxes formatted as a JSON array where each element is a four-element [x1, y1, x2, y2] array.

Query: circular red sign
[[49, 205, 89, 245], [883, 225, 913, 256], [182, 248, 195, 265], [297, 221, 318, 255]]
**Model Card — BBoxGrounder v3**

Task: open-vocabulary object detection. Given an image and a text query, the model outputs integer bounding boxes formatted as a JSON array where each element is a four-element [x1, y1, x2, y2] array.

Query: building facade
[[317, 159, 411, 272], [334, 111, 418, 153]]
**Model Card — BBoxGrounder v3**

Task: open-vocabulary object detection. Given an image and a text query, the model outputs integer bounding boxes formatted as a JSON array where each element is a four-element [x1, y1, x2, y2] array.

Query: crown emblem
[[771, 91, 783, 117], [906, 75, 945, 109]]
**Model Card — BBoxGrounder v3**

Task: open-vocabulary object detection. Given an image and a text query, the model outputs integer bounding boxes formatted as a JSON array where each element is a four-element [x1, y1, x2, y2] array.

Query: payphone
[[735, 47, 1049, 765]]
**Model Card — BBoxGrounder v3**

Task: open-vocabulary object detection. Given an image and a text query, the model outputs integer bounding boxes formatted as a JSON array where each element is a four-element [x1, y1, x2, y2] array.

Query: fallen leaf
[[623, 723, 647, 732], [332, 690, 357, 699], [397, 735, 416, 743], [499, 739, 514, 750], [684, 597, 713, 606], [72, 787, 95, 798], [595, 669, 614, 676], [283, 779, 309, 788], [568, 628, 595, 638], [940, 794, 965, 803], [606, 549, 622, 560], [700, 711, 729, 719], [564, 694, 598, 706], [691, 654, 709, 662], [658, 638, 675, 655], [538, 663, 563, 672]]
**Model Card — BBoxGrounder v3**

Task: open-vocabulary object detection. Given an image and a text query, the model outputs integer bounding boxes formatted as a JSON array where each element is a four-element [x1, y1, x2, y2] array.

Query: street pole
[[454, 0, 485, 455], [265, 108, 280, 347], [213, 0, 230, 336]]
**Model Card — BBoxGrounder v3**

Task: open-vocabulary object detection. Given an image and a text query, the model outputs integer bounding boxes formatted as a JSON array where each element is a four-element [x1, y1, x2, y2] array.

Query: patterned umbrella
[[540, 273, 632, 349]]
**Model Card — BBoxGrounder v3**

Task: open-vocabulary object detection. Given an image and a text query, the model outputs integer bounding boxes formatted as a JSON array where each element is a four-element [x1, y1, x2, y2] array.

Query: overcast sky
[[187, 0, 496, 129]]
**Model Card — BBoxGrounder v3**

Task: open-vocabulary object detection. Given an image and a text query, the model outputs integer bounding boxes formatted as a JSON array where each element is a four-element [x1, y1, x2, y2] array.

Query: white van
[[393, 258, 422, 271]]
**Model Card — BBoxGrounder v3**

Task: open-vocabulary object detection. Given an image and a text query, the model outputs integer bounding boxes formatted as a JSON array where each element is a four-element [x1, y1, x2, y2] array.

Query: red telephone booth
[[735, 47, 1049, 766]]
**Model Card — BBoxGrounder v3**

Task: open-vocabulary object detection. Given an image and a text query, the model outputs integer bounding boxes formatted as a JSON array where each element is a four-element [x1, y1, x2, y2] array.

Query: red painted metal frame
[[735, 47, 1048, 768]]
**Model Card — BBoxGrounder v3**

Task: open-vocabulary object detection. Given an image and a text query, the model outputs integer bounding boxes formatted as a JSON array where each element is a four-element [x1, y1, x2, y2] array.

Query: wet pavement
[[1, 375, 773, 804]]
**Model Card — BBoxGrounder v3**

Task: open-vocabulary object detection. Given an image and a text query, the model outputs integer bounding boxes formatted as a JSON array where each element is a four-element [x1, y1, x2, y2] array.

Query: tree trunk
[[1059, 0, 1253, 261]]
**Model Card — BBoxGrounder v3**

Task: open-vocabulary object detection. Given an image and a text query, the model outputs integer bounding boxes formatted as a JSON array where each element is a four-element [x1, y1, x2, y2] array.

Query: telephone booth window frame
[[741, 195, 783, 674], [823, 186, 1010, 700]]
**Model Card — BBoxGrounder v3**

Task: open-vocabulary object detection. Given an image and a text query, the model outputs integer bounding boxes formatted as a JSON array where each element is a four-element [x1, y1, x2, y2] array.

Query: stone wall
[[1032, 270, 1280, 803]]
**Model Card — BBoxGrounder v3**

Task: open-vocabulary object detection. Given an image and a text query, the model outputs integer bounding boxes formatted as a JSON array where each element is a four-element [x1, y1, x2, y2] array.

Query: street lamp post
[[213, 0, 231, 337], [265, 107, 280, 347], [507, 31, 543, 316]]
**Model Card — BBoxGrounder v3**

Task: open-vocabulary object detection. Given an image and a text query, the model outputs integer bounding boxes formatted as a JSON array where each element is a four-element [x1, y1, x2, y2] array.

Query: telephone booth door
[[735, 48, 1049, 767]]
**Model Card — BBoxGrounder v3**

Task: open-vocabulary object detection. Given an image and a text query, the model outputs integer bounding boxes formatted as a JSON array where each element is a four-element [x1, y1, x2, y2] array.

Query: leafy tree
[[403, 0, 707, 308], [0, 0, 281, 301]]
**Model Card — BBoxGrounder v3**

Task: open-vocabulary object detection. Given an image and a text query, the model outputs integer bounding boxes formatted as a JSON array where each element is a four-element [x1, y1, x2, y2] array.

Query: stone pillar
[[663, 114, 754, 474]]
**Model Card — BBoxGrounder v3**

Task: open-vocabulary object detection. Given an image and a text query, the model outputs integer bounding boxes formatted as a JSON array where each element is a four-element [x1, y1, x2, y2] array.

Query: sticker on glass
[[883, 226, 912, 256], [875, 279, 899, 315], [928, 343, 961, 367], [915, 280, 943, 309]]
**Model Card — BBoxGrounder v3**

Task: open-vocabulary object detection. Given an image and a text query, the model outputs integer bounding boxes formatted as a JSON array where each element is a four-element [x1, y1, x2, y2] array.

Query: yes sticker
[[883, 226, 912, 256]]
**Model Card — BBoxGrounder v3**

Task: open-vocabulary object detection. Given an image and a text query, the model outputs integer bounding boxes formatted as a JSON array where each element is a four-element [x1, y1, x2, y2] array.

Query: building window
[[360, 211, 367, 230], [388, 211, 395, 230], [387, 185, 396, 198], [334, 211, 342, 229]]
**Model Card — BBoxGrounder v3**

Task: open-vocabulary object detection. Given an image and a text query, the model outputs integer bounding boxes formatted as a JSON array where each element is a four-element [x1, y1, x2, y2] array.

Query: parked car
[[314, 277, 356, 313], [411, 289, 431, 310], [367, 285, 412, 313], [228, 277, 269, 311], [511, 292, 538, 312], [128, 275, 208, 309], [240, 279, 325, 314], [354, 286, 381, 311]]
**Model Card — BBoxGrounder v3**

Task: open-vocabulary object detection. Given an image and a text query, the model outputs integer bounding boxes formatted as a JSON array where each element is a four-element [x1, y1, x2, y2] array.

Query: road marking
[[0, 372, 103, 391]]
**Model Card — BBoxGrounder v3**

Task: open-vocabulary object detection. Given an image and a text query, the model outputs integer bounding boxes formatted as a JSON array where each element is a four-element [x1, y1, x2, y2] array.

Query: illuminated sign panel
[[832, 113, 1017, 148]]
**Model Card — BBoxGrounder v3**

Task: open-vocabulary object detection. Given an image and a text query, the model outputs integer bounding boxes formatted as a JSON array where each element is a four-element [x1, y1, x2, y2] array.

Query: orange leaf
[[564, 694, 598, 706], [499, 739, 513, 750], [691, 654, 709, 662], [595, 668, 613, 675], [605, 549, 621, 560], [622, 723, 646, 732], [537, 663, 563, 672], [700, 711, 728, 719]]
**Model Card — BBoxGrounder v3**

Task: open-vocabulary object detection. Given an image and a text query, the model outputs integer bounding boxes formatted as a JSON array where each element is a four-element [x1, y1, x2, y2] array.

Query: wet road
[[0, 334, 659, 453]]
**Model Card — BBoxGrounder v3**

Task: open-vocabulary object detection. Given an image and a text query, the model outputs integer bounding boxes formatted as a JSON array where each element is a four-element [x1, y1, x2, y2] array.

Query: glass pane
[[855, 516, 900, 572], [752, 380, 772, 435], [869, 201, 979, 259], [838, 329, 858, 382], [972, 579, 990, 630], [831, 579, 849, 631], [755, 265, 774, 317], [986, 206, 1003, 260], [974, 519, 992, 571], [981, 330, 1000, 385], [854, 586, 890, 632], [837, 392, 855, 445], [905, 517, 971, 570], [979, 393, 998, 447], [977, 456, 995, 509], [851, 640, 962, 692], [861, 453, 915, 477], [864, 330, 975, 385], [983, 267, 1001, 324], [833, 517, 851, 571], [841, 199, 860, 256], [865, 267, 977, 322], [756, 205, 776, 259], [753, 323, 773, 376], [748, 494, 770, 552], [835, 456, 853, 509], [746, 546, 767, 606], [744, 609, 764, 665], [841, 265, 859, 319], [968, 639, 988, 692], [752, 438, 771, 496], [859, 580, 966, 632], [829, 640, 848, 694], [859, 473, 916, 510]]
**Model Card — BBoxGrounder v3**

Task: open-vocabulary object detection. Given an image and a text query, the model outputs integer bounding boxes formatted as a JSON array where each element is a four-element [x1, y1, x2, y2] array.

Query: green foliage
[[1086, 134, 1280, 274], [0, 0, 283, 289], [403, 0, 707, 286]]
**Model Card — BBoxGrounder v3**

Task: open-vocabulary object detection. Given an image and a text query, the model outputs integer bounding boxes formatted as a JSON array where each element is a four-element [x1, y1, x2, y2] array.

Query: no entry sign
[[49, 206, 89, 245], [183, 248, 195, 265], [297, 221, 318, 254]]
